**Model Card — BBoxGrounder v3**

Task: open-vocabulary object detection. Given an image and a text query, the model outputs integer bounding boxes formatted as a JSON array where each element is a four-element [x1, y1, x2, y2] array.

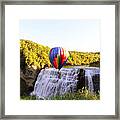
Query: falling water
[[85, 69, 94, 92], [31, 68, 78, 99], [31, 67, 100, 99], [85, 68, 100, 93]]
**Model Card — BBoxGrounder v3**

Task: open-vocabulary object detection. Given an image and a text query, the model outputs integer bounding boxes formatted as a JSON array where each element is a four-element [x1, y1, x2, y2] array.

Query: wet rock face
[[76, 69, 100, 93], [20, 78, 27, 96], [20, 67, 40, 96], [92, 74, 100, 93], [76, 69, 85, 91]]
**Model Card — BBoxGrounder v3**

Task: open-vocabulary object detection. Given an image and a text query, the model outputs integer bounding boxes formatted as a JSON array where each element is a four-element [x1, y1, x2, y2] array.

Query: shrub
[[20, 39, 100, 70]]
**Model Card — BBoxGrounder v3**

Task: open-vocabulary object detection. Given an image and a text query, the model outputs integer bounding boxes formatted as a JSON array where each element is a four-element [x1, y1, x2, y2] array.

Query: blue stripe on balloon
[[50, 47, 57, 66]]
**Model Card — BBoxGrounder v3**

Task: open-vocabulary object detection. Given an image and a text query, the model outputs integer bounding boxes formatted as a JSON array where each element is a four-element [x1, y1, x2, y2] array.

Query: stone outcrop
[[20, 66, 40, 96]]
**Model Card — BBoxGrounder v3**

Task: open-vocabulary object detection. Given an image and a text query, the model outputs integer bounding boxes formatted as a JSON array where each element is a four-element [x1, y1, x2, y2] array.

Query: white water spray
[[31, 67, 100, 99]]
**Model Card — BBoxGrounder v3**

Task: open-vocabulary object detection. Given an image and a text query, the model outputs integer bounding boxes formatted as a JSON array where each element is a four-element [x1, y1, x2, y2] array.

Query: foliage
[[21, 88, 100, 100], [67, 51, 100, 67], [50, 88, 100, 100], [20, 39, 51, 69], [20, 39, 100, 70], [21, 95, 36, 100]]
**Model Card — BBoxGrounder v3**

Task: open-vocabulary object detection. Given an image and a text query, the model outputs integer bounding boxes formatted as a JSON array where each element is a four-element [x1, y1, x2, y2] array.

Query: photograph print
[[20, 20, 100, 100]]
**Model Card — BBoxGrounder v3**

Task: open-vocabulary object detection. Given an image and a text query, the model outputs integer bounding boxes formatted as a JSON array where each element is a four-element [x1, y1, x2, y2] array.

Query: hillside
[[20, 39, 100, 96], [20, 39, 100, 70]]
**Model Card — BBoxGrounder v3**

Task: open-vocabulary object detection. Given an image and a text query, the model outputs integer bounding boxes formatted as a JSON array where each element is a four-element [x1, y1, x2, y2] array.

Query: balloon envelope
[[49, 47, 69, 70]]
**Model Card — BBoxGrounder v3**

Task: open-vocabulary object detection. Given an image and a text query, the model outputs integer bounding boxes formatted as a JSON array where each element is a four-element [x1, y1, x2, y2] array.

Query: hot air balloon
[[49, 47, 69, 70]]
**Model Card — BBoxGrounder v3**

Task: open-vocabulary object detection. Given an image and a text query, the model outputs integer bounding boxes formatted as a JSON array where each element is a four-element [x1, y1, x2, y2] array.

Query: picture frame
[[0, 0, 119, 119]]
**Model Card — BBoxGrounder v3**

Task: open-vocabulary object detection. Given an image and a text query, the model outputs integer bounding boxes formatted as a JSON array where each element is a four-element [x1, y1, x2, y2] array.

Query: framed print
[[0, 0, 119, 119]]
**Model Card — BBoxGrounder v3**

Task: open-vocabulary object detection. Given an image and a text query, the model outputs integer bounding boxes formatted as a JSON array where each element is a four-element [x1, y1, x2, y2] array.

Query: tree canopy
[[20, 39, 100, 69]]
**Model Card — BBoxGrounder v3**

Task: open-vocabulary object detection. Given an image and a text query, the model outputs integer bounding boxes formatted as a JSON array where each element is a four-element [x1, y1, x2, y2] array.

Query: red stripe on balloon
[[61, 48, 64, 64], [53, 57, 58, 69]]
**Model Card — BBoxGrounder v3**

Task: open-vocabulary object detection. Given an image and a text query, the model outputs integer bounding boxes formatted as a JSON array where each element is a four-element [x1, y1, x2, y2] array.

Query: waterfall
[[85, 69, 94, 92], [85, 68, 100, 92], [31, 67, 100, 99], [32, 68, 78, 99]]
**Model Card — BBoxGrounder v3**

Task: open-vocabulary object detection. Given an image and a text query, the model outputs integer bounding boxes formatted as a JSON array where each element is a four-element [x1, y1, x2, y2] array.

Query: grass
[[21, 95, 36, 100], [21, 88, 100, 100], [50, 88, 100, 100]]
